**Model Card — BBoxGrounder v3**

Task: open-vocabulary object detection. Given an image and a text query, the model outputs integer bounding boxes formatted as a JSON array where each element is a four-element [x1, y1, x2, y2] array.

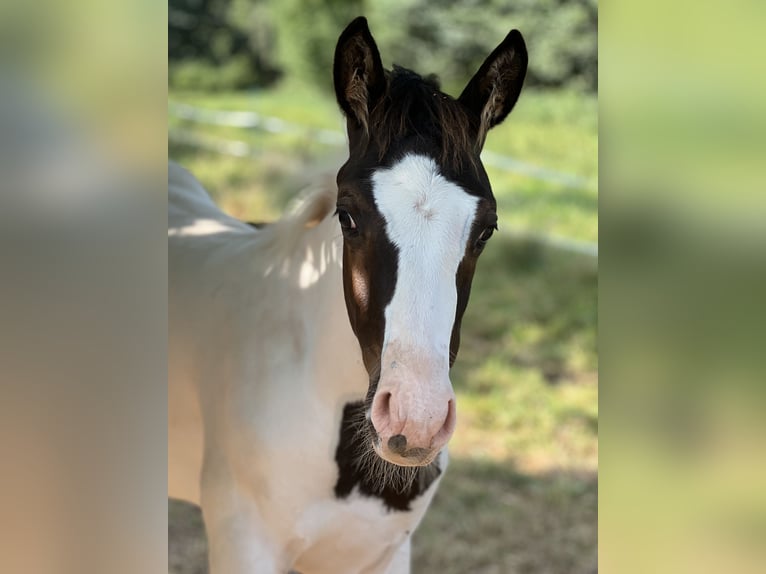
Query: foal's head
[[333, 17, 527, 467]]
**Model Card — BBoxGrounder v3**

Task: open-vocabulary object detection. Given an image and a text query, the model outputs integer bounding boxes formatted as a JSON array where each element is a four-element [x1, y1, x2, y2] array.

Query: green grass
[[168, 84, 597, 574], [450, 239, 598, 465]]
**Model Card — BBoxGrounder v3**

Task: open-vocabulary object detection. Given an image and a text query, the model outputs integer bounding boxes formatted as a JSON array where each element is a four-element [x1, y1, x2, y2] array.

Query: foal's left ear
[[334, 17, 386, 134], [458, 29, 528, 147]]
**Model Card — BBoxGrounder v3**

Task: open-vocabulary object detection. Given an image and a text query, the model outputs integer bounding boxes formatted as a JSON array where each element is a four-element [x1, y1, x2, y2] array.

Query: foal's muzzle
[[370, 387, 456, 467]]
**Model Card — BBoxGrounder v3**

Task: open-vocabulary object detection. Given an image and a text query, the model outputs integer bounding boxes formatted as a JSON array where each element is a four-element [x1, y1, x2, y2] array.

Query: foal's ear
[[333, 17, 386, 133], [458, 29, 528, 148]]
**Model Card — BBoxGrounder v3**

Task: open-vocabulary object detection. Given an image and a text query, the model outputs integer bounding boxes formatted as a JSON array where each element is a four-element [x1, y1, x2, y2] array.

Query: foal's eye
[[336, 209, 358, 233], [476, 224, 497, 249]]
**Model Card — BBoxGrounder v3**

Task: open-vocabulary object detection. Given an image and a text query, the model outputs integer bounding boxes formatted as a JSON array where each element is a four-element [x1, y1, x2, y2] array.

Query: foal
[[169, 17, 527, 574]]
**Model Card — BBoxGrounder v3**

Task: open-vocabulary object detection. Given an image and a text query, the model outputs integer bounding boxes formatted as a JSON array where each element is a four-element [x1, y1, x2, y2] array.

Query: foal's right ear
[[334, 17, 386, 134]]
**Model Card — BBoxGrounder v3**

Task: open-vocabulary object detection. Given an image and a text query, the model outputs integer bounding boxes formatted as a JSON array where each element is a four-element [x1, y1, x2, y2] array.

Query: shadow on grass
[[168, 499, 207, 574], [168, 456, 596, 574], [414, 455, 596, 574]]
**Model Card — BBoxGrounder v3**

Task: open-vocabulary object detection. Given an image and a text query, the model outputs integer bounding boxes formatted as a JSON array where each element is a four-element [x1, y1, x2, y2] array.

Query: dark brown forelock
[[368, 66, 478, 170]]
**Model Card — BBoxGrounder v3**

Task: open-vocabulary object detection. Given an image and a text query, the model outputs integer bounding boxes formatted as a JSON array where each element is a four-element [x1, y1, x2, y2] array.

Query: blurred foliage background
[[169, 0, 597, 93], [168, 1, 597, 573]]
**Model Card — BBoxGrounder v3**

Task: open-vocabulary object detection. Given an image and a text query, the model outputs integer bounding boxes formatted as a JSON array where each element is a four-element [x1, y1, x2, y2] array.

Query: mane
[[370, 66, 478, 169], [266, 175, 337, 251], [225, 176, 338, 263]]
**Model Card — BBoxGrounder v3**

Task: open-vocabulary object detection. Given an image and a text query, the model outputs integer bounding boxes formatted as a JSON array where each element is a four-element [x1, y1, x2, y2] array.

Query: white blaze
[[371, 154, 478, 433]]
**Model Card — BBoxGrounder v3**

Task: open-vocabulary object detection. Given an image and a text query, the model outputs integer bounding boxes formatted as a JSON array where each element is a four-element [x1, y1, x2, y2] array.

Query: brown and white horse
[[169, 17, 527, 574]]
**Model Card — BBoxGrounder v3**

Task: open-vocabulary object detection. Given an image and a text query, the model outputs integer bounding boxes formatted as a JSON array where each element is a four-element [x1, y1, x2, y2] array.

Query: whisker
[[345, 399, 435, 494]]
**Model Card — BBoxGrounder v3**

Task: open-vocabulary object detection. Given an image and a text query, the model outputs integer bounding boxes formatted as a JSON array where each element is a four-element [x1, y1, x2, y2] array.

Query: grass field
[[168, 82, 597, 574]]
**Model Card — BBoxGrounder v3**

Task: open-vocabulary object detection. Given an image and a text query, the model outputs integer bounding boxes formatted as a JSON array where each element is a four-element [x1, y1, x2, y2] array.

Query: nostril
[[388, 434, 407, 454]]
